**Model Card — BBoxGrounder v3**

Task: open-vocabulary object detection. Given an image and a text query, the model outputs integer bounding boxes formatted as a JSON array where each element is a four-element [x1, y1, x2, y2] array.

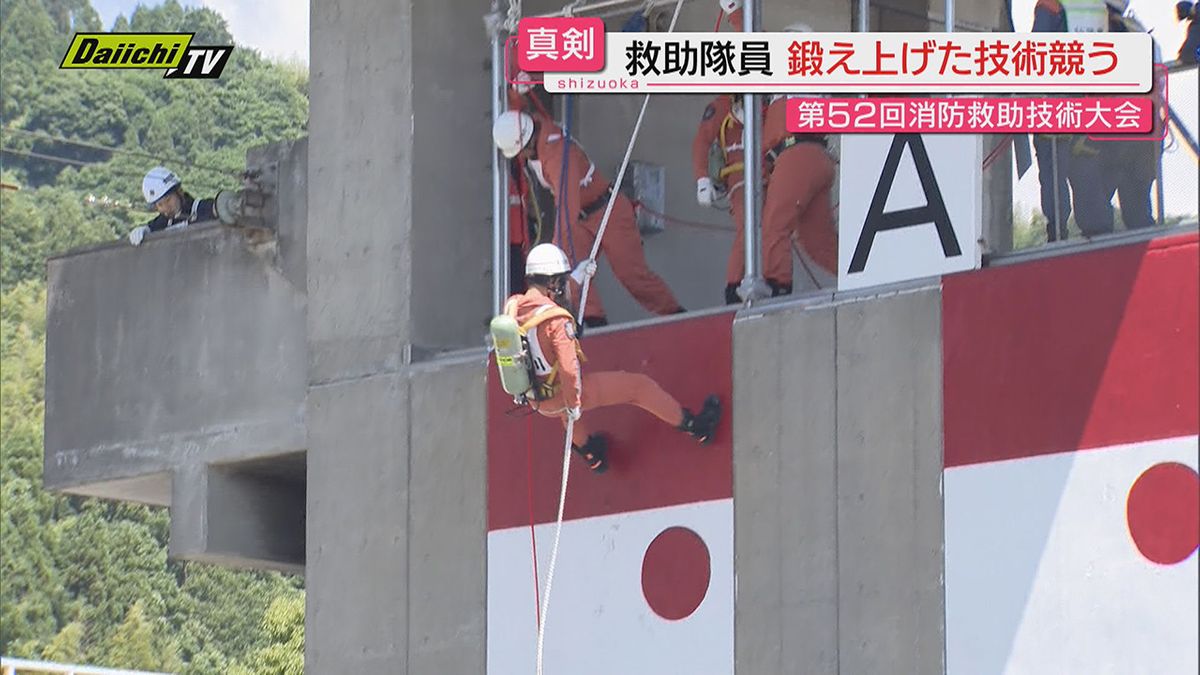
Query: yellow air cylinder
[[490, 314, 532, 399]]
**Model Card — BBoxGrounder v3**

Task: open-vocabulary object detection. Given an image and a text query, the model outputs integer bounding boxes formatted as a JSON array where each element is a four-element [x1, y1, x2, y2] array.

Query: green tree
[[42, 621, 86, 663], [104, 600, 180, 671], [238, 594, 304, 675]]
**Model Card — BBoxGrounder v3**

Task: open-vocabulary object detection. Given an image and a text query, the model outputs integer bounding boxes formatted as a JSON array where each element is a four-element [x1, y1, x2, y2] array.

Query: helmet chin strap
[[547, 275, 576, 312]]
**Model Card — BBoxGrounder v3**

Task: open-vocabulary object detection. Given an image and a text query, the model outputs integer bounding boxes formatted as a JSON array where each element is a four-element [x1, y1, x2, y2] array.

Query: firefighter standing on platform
[[505, 70, 549, 293], [493, 110, 685, 327], [503, 244, 722, 473], [758, 22, 839, 296], [693, 0, 751, 304], [1066, 0, 1160, 235]]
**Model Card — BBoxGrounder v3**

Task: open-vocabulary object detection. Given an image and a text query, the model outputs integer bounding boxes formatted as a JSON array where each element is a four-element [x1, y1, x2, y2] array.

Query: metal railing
[[1001, 61, 1199, 255], [1, 657, 172, 675]]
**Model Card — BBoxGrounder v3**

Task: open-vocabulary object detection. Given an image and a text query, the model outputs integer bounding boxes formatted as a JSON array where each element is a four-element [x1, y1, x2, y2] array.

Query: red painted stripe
[[943, 232, 1199, 468], [487, 312, 733, 531]]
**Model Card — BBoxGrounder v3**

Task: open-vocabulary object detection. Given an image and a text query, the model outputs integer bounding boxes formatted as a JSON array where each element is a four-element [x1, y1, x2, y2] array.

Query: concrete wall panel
[[835, 286, 945, 675], [733, 302, 839, 675], [410, 0, 493, 350], [407, 356, 489, 673], [306, 0, 413, 383], [305, 374, 411, 672]]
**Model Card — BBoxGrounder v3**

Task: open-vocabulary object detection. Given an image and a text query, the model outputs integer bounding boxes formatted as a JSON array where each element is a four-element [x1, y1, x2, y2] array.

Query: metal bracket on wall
[[621, 160, 666, 236]]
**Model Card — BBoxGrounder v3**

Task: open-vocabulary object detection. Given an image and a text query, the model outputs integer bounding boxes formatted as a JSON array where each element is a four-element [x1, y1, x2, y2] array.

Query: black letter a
[[848, 134, 961, 274]]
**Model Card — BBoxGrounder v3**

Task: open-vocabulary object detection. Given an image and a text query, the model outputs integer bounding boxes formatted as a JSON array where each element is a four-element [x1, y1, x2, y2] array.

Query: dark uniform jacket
[[145, 191, 216, 232]]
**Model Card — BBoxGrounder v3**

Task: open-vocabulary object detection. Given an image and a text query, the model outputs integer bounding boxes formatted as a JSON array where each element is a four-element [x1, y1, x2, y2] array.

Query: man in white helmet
[[503, 243, 722, 473], [503, 64, 553, 295], [757, 21, 838, 296], [493, 110, 685, 327], [127, 166, 218, 246], [694, 0, 751, 304]]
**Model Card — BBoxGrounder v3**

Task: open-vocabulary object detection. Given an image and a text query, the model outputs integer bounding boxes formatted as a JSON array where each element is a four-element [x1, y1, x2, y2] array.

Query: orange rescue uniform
[[532, 119, 683, 321], [505, 287, 685, 446], [760, 96, 838, 289], [692, 94, 749, 286], [692, 8, 747, 286]]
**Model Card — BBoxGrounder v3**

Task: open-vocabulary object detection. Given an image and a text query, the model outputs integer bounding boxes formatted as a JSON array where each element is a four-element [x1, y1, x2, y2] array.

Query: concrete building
[[43, 0, 1198, 673]]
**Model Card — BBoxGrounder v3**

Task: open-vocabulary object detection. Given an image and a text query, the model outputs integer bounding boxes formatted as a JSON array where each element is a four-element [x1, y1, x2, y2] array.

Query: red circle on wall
[[1126, 462, 1200, 565], [641, 526, 711, 621]]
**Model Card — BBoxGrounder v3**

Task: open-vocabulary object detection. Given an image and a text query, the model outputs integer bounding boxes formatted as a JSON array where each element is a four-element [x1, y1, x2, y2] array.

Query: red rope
[[714, 11, 723, 31], [632, 200, 737, 233], [526, 414, 542, 629], [981, 135, 1013, 171]]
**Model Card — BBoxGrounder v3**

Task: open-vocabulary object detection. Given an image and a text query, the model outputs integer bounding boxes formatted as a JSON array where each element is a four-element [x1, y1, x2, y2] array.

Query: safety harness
[[716, 112, 745, 182], [502, 297, 587, 403], [765, 133, 828, 167]]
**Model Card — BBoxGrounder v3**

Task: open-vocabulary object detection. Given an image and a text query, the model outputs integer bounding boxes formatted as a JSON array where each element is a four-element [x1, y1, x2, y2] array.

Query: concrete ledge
[[44, 218, 308, 502]]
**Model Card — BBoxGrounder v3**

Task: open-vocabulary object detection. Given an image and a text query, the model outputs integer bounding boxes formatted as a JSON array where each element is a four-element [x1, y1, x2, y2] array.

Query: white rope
[[535, 417, 575, 675], [505, 0, 523, 33], [533, 3, 686, 672], [577, 0, 687, 318]]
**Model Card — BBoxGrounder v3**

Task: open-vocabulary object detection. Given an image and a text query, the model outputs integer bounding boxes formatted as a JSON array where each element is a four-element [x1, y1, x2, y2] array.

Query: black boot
[[766, 279, 792, 297], [724, 283, 741, 305], [679, 395, 722, 445], [572, 434, 609, 473]]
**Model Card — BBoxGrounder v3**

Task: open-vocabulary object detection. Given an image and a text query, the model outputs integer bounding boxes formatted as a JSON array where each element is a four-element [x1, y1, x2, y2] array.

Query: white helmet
[[719, 0, 742, 14], [493, 111, 535, 159], [525, 243, 571, 277], [784, 21, 814, 32], [142, 166, 180, 205]]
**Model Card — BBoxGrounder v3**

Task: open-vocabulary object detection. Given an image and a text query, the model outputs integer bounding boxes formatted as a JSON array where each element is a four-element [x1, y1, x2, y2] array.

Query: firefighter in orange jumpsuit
[[693, 94, 748, 305], [694, 2, 748, 304], [505, 244, 721, 473], [494, 111, 685, 328], [503, 71, 551, 293], [759, 23, 838, 296]]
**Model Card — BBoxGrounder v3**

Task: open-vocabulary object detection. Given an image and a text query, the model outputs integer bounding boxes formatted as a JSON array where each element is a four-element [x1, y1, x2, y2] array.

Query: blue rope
[[621, 10, 647, 32], [556, 94, 578, 266]]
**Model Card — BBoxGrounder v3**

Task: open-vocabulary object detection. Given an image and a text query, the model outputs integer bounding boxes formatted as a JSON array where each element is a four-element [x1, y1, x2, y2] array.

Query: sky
[[91, 0, 309, 64]]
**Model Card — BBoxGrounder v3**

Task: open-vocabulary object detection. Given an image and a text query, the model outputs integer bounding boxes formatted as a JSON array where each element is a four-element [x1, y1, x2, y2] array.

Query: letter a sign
[[837, 134, 982, 291]]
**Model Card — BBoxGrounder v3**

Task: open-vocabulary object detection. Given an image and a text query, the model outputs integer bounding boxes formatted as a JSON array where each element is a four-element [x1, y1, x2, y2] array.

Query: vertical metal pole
[[1051, 138, 1063, 242], [490, 20, 510, 315], [857, 0, 869, 32], [738, 0, 768, 302], [944, 0, 954, 31], [1155, 149, 1165, 227]]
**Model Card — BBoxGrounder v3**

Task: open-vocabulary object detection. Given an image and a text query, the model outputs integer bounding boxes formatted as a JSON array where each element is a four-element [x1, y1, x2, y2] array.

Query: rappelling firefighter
[[491, 244, 722, 473], [493, 111, 685, 328]]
